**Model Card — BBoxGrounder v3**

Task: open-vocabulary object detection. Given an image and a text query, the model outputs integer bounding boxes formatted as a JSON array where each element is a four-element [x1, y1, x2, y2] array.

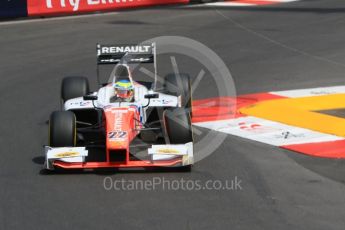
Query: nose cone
[[104, 107, 135, 150]]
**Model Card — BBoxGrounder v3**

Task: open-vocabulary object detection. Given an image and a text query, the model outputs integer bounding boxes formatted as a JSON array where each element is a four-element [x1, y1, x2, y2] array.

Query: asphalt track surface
[[1, 0, 345, 229]]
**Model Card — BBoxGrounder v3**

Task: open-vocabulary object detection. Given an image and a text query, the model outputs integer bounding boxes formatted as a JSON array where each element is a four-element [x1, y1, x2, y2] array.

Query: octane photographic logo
[[122, 36, 236, 164]]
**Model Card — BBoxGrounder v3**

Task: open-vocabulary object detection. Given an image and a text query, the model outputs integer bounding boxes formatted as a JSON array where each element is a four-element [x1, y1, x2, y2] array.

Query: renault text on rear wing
[[97, 43, 156, 64]]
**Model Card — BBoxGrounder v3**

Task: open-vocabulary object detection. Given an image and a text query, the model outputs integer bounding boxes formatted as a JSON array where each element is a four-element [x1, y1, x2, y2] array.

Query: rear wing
[[96, 43, 158, 89], [97, 43, 156, 64]]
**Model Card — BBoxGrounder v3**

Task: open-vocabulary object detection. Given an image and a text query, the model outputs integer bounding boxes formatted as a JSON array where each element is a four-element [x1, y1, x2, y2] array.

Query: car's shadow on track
[[32, 156, 45, 165]]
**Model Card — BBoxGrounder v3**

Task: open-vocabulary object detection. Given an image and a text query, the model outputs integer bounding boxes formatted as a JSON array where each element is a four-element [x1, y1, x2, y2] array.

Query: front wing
[[44, 143, 193, 170]]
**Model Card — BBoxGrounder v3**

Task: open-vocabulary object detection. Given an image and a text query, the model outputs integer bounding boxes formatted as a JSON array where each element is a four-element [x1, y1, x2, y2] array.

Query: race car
[[44, 43, 194, 171]]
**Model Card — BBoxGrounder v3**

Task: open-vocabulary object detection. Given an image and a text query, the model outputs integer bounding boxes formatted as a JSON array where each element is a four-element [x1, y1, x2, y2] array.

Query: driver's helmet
[[114, 79, 134, 102]]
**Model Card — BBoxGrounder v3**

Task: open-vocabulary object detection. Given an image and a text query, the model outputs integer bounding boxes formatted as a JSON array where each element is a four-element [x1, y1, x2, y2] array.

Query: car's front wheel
[[164, 108, 193, 144], [49, 111, 76, 147]]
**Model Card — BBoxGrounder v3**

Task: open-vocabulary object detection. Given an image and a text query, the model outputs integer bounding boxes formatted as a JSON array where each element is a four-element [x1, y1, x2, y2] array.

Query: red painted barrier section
[[27, 0, 189, 16]]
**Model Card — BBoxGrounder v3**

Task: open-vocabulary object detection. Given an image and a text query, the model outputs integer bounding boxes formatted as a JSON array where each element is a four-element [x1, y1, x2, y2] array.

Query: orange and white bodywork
[[45, 44, 194, 171], [45, 81, 193, 170]]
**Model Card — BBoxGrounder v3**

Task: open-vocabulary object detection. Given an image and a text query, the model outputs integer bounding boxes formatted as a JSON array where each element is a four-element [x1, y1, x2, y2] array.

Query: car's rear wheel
[[164, 73, 192, 116], [61, 76, 90, 103], [49, 111, 76, 147]]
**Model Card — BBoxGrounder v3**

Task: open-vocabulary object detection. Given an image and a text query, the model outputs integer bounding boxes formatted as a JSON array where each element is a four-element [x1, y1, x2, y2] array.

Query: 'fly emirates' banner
[[27, 0, 189, 16]]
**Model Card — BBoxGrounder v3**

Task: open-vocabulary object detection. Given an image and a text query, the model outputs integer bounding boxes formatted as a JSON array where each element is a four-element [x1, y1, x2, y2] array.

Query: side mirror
[[144, 94, 159, 99], [83, 95, 98, 101]]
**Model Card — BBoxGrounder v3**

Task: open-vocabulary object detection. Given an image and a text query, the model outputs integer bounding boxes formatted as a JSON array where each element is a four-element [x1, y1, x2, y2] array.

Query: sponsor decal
[[70, 101, 91, 106], [162, 99, 173, 105], [105, 108, 125, 113], [225, 121, 279, 134], [151, 99, 174, 105], [148, 144, 188, 155], [54, 151, 79, 158], [114, 112, 124, 130], [97, 44, 154, 64], [273, 131, 306, 140], [156, 148, 181, 154], [98, 45, 151, 55], [310, 90, 335, 95]]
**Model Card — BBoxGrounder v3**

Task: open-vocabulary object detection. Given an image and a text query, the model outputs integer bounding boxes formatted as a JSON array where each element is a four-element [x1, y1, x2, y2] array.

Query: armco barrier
[[27, 0, 189, 16], [0, 0, 28, 18]]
